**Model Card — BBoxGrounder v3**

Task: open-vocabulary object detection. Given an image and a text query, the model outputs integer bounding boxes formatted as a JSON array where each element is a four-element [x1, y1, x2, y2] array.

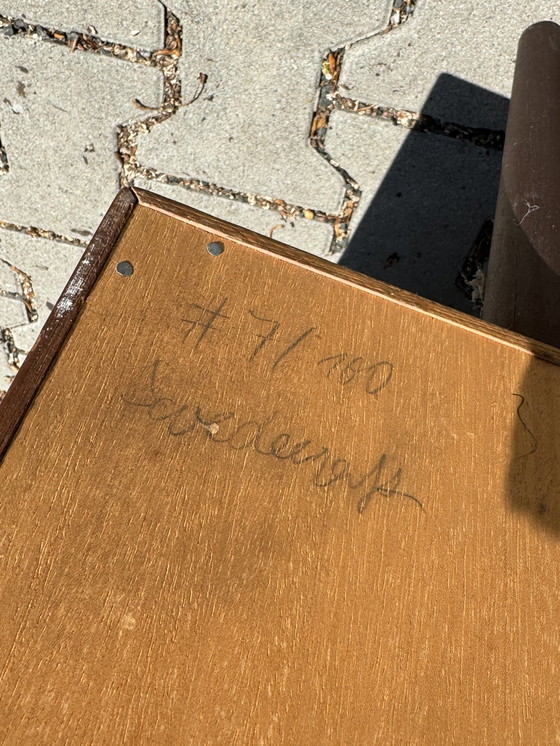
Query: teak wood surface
[[1, 188, 560, 744]]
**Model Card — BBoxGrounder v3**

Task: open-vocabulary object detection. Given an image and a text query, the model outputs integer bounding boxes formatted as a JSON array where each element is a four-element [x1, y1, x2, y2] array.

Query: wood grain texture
[[1, 193, 560, 744], [134, 187, 560, 367], [0, 187, 137, 461]]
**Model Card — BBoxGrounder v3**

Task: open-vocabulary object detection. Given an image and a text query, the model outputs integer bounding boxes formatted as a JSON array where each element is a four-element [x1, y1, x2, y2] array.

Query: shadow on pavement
[[339, 73, 510, 315]]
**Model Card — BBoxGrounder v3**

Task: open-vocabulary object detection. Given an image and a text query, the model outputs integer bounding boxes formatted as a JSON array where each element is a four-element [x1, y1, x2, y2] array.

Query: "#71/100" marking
[[182, 296, 394, 399]]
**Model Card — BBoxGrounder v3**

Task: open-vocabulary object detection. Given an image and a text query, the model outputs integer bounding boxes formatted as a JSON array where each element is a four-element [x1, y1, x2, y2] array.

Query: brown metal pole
[[483, 21, 560, 348]]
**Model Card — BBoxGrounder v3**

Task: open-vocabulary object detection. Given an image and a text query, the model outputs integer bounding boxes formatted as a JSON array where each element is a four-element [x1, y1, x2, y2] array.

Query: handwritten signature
[[122, 360, 423, 514]]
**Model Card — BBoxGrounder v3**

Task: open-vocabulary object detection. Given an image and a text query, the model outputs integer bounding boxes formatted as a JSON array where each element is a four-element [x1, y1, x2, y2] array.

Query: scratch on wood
[[512, 392, 538, 458]]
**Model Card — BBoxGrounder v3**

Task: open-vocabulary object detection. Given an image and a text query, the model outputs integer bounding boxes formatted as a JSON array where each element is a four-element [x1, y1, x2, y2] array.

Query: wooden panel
[[1, 189, 560, 743]]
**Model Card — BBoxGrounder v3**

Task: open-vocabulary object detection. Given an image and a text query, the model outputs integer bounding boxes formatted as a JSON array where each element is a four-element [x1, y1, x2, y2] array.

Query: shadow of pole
[[339, 73, 509, 314]]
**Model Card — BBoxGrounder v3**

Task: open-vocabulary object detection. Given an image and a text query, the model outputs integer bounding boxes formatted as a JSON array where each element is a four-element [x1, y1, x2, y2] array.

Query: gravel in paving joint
[[331, 92, 505, 150], [0, 13, 154, 65], [310, 48, 361, 252], [0, 219, 87, 247]]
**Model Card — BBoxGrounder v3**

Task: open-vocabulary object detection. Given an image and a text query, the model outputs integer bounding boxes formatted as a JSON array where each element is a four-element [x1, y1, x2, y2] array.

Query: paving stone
[[0, 35, 162, 238], [0, 229, 82, 388], [325, 109, 503, 313], [136, 0, 394, 214], [1, 0, 164, 49], [133, 179, 335, 257], [340, 1, 560, 130]]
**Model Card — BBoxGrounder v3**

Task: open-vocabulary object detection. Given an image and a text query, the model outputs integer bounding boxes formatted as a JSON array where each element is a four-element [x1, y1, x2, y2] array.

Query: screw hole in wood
[[207, 241, 224, 256], [116, 260, 134, 276]]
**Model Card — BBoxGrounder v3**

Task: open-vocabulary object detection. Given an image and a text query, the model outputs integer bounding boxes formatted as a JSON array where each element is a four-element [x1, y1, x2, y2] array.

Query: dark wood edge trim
[[134, 187, 560, 367], [0, 187, 138, 463]]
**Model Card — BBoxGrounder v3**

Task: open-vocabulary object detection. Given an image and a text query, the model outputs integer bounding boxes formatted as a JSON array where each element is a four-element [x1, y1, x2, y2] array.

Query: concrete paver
[[0, 35, 162, 238], [326, 109, 502, 312], [0, 0, 164, 49], [340, 1, 560, 129], [136, 0, 393, 214]]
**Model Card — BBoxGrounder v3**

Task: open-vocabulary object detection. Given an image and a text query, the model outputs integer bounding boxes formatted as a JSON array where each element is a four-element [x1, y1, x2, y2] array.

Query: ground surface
[[0, 0, 558, 390]]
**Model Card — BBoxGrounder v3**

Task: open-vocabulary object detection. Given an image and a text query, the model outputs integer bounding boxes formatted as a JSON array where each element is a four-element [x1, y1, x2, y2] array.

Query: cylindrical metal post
[[483, 21, 560, 348]]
